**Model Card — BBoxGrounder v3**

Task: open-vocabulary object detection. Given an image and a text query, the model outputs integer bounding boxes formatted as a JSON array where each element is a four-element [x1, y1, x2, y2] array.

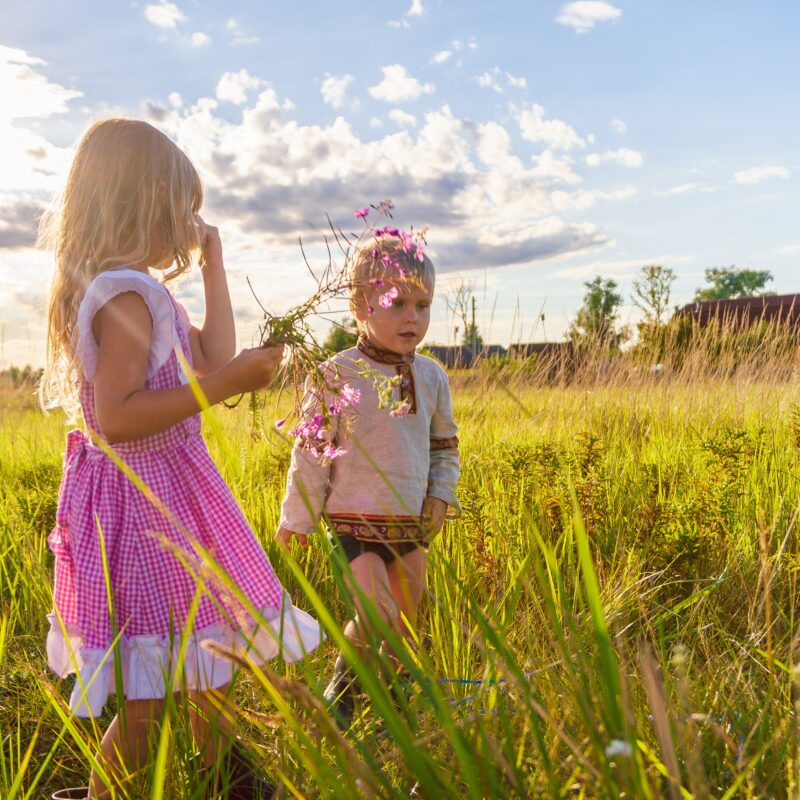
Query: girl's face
[[356, 278, 434, 355]]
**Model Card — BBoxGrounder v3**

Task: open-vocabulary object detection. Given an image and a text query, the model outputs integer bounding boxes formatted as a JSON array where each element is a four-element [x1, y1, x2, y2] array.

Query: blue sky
[[2, 1, 799, 365]]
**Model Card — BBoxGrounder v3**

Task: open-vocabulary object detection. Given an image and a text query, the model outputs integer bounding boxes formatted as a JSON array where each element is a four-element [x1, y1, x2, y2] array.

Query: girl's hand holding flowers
[[227, 345, 285, 394]]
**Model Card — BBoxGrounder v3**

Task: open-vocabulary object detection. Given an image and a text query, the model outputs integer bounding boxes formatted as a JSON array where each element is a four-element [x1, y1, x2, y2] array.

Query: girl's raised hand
[[227, 344, 285, 393], [276, 526, 309, 549], [196, 215, 223, 269]]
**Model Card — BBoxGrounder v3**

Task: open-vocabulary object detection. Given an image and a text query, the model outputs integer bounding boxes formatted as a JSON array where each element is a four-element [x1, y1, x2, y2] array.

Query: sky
[[2, 0, 800, 366]]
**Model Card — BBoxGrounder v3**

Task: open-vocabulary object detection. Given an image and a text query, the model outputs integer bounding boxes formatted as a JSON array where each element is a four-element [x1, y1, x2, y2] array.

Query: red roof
[[675, 293, 800, 327]]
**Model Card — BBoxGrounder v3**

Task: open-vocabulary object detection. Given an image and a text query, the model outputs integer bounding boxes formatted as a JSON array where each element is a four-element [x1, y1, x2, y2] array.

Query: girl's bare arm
[[93, 292, 281, 443]]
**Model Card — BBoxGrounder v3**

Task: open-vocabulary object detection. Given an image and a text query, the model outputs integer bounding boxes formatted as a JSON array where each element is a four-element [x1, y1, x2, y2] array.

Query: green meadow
[[1, 362, 799, 798]]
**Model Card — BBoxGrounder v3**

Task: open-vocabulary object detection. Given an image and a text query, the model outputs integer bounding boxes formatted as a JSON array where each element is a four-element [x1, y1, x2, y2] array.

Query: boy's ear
[[352, 289, 370, 322]]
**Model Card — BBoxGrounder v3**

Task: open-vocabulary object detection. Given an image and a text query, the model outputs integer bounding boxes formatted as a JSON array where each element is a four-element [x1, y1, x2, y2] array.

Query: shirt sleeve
[[278, 377, 337, 535], [427, 368, 461, 514]]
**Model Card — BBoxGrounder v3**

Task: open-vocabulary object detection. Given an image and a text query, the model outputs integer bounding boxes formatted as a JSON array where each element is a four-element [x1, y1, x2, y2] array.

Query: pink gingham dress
[[47, 269, 321, 717]]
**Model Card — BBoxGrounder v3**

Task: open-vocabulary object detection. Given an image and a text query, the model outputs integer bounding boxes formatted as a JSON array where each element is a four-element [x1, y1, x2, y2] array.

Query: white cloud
[[586, 148, 643, 167], [477, 68, 503, 93], [369, 116, 384, 128], [389, 109, 417, 127], [453, 38, 478, 51], [734, 165, 790, 184], [506, 72, 527, 89], [368, 65, 435, 103], [0, 46, 82, 123], [431, 50, 452, 64], [515, 103, 585, 151], [144, 1, 185, 29], [551, 186, 636, 211], [556, 1, 622, 34], [610, 117, 626, 133], [388, 19, 410, 29], [226, 17, 260, 46], [408, 0, 424, 16], [655, 182, 715, 197], [321, 73, 355, 110], [216, 70, 265, 105], [188, 32, 210, 47], [530, 150, 582, 185]]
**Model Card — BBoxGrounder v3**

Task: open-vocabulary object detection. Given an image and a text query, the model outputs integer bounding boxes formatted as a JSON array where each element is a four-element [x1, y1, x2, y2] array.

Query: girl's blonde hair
[[349, 236, 435, 330], [38, 118, 203, 414]]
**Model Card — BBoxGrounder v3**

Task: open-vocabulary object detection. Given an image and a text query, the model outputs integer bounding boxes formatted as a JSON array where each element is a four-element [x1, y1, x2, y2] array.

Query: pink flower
[[390, 400, 412, 418], [340, 383, 361, 407], [379, 286, 399, 308], [370, 278, 385, 287], [399, 230, 414, 252], [330, 385, 359, 415], [367, 305, 375, 315], [415, 241, 426, 262], [398, 266, 409, 278], [275, 418, 286, 429], [322, 444, 347, 459], [354, 207, 369, 219]]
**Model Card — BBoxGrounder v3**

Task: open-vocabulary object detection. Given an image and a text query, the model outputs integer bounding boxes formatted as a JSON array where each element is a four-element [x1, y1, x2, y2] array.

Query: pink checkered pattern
[[49, 289, 285, 652]]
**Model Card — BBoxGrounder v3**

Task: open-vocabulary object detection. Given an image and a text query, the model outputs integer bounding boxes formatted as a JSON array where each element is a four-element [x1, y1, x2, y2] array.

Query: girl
[[276, 234, 460, 722], [40, 118, 320, 799]]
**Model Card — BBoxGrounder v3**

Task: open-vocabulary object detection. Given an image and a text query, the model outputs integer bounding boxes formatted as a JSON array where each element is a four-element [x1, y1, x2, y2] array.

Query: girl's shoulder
[[76, 268, 177, 381]]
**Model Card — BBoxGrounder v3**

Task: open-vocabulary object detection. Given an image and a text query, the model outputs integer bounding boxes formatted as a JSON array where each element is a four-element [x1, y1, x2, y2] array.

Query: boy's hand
[[276, 526, 309, 549], [421, 496, 448, 539]]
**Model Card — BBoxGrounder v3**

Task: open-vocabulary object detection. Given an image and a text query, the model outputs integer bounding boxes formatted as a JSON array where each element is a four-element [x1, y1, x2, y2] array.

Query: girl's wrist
[[200, 253, 225, 272]]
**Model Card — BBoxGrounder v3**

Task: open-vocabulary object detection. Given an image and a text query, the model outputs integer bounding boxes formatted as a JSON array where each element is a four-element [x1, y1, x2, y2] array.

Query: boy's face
[[357, 278, 434, 355]]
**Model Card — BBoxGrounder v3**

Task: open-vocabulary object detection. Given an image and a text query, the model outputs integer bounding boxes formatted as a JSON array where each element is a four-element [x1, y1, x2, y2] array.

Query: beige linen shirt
[[279, 347, 460, 537]]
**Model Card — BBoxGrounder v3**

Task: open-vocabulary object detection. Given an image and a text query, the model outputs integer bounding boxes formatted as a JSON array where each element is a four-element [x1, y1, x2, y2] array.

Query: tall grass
[[1, 337, 800, 797]]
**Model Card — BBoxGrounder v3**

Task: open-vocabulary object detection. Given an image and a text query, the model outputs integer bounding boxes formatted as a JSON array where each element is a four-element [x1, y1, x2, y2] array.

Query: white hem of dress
[[47, 602, 322, 718]]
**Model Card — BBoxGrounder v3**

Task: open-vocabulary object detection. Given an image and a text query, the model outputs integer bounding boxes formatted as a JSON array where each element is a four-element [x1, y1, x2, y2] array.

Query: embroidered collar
[[357, 336, 415, 365]]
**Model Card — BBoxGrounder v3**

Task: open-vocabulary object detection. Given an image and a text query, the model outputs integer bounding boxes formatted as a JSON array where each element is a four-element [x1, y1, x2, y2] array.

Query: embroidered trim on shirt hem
[[327, 513, 426, 543]]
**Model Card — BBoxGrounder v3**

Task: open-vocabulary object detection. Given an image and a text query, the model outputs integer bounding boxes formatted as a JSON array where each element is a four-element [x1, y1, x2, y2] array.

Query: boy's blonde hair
[[38, 118, 203, 413], [349, 236, 435, 331]]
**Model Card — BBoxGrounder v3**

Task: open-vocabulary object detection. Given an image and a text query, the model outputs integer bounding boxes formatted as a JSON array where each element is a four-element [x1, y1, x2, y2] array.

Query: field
[[1, 366, 800, 798]]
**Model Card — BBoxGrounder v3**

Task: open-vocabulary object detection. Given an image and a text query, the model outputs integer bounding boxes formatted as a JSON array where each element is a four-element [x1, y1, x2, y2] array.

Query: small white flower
[[605, 739, 632, 759]]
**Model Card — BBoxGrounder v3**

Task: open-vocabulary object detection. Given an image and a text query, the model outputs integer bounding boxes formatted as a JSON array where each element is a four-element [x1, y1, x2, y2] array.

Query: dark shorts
[[331, 533, 428, 564]]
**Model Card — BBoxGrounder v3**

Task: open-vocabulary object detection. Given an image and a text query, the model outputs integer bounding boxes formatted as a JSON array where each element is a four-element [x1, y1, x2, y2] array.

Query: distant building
[[423, 344, 508, 368], [424, 345, 477, 368], [508, 342, 573, 358], [675, 294, 800, 329]]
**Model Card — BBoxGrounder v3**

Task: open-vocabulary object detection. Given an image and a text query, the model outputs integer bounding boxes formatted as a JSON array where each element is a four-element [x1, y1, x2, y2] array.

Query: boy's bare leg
[[342, 551, 397, 648], [89, 698, 162, 799], [386, 547, 427, 636]]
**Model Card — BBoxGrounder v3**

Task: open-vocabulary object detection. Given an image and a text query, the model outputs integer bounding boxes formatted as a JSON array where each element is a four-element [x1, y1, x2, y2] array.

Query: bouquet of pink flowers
[[251, 200, 428, 462]]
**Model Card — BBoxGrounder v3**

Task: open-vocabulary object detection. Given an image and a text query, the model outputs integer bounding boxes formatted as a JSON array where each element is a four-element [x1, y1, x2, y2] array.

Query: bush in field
[[568, 276, 630, 355]]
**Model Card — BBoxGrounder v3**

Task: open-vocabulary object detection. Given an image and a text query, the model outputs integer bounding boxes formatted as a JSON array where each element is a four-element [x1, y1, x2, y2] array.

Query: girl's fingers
[[297, 533, 308, 548]]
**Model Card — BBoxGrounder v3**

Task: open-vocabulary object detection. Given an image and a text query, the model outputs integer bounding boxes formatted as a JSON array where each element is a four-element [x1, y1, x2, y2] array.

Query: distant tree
[[568, 276, 628, 352], [446, 279, 483, 350], [322, 316, 358, 353], [694, 266, 773, 301], [632, 264, 675, 327]]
